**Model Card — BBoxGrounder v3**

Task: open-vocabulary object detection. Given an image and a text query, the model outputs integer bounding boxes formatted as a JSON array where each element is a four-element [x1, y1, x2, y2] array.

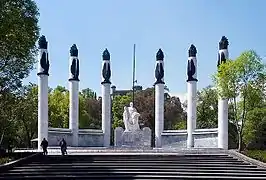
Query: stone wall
[[114, 127, 151, 148], [48, 128, 104, 147], [47, 127, 217, 148], [162, 128, 218, 148]]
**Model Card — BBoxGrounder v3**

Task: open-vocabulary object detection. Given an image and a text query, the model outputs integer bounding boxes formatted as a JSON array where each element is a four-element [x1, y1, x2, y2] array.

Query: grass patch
[[0, 157, 15, 165], [243, 150, 266, 163]]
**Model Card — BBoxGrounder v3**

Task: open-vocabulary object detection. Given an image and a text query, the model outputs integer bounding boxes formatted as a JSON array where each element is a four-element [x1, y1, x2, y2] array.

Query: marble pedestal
[[114, 127, 151, 148]]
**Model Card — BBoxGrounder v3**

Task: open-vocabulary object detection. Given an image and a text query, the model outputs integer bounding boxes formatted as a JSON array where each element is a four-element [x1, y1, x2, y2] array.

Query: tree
[[0, 91, 17, 147], [48, 86, 69, 128], [213, 50, 266, 151], [195, 85, 238, 148], [80, 88, 97, 99], [112, 95, 132, 129], [0, 0, 40, 93], [133, 88, 156, 146], [196, 85, 218, 129], [164, 96, 186, 130], [79, 88, 101, 129], [13, 83, 38, 147], [79, 95, 101, 129], [0, 83, 39, 148], [243, 108, 266, 150], [174, 120, 187, 130]]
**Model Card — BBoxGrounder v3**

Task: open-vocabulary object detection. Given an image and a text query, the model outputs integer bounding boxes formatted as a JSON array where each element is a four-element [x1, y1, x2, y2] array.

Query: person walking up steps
[[59, 138, 67, 156], [40, 138, 48, 155]]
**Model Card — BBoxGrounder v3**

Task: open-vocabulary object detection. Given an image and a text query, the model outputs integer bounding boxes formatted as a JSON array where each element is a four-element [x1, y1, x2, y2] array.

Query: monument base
[[114, 127, 151, 148]]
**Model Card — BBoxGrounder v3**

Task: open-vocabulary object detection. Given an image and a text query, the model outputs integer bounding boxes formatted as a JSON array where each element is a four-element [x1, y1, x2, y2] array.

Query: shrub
[[244, 150, 266, 163]]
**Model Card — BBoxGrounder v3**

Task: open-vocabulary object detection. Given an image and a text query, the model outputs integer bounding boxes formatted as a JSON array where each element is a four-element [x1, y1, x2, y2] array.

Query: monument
[[37, 35, 49, 150], [186, 44, 198, 148], [35, 35, 230, 150], [123, 102, 140, 132], [114, 102, 151, 148], [69, 44, 80, 147], [154, 49, 165, 148], [217, 36, 229, 150]]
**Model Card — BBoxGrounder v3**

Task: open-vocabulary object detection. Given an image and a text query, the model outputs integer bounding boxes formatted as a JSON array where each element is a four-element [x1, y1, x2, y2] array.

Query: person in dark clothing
[[40, 138, 48, 155], [7, 140, 12, 153], [59, 138, 67, 156]]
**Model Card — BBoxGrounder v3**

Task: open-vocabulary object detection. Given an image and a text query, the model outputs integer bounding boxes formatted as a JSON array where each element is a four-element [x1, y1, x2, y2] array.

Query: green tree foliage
[[174, 120, 187, 130], [112, 95, 132, 129], [13, 83, 38, 147], [79, 88, 101, 129], [164, 96, 186, 129], [0, 0, 39, 148], [79, 95, 101, 129], [0, 0, 40, 92], [213, 50, 266, 151], [195, 85, 238, 149], [196, 85, 218, 129], [80, 88, 97, 99], [48, 86, 69, 128], [0, 92, 17, 146], [47, 86, 101, 129], [0, 84, 38, 148], [243, 108, 266, 150]]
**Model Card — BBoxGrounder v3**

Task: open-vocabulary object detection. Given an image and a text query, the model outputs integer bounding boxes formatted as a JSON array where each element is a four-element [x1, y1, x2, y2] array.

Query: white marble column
[[69, 81, 79, 146], [69, 44, 80, 147], [186, 44, 198, 148], [187, 81, 197, 148], [218, 98, 228, 149], [101, 49, 111, 147], [154, 49, 165, 148], [37, 36, 49, 150], [217, 36, 229, 150], [102, 83, 111, 147], [155, 83, 164, 148]]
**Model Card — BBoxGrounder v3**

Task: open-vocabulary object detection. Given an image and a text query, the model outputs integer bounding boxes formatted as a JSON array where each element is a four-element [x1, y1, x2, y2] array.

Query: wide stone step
[[46, 154, 232, 158], [1, 171, 266, 177], [8, 167, 266, 173], [42, 157, 236, 162], [41, 154, 232, 159], [1, 152, 265, 179], [43, 156, 234, 161], [26, 161, 251, 166], [13, 165, 265, 171], [32, 159, 243, 164], [20, 163, 258, 168], [1, 175, 266, 180], [0, 175, 266, 180]]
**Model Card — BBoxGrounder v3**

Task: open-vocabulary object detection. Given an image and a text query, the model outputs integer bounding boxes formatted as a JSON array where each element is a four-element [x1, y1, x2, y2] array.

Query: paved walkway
[[14, 147, 228, 155]]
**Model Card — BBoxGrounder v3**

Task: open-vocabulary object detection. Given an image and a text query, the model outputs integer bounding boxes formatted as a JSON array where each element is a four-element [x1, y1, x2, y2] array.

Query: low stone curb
[[0, 152, 42, 172], [228, 150, 266, 169], [46, 148, 229, 156], [15, 147, 229, 154]]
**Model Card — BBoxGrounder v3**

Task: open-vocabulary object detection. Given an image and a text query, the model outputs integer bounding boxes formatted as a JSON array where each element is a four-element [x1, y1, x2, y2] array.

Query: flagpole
[[132, 44, 136, 106]]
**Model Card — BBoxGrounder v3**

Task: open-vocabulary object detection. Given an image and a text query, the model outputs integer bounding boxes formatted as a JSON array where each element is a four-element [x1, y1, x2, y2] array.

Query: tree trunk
[[238, 132, 242, 152], [0, 130, 5, 145], [238, 85, 247, 153]]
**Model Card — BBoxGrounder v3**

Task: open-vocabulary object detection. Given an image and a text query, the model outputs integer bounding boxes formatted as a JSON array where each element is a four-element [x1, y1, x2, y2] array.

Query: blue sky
[[24, 0, 266, 97]]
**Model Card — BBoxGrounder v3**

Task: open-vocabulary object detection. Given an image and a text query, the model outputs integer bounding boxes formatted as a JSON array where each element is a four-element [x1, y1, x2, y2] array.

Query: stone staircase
[[1, 152, 266, 179]]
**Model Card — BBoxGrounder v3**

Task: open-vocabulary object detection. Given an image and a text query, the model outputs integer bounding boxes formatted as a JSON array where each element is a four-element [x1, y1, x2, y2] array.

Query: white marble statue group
[[123, 102, 140, 132]]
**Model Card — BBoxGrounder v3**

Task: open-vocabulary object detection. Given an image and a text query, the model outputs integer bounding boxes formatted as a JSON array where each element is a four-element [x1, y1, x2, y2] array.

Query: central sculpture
[[115, 102, 151, 148], [123, 102, 140, 132]]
